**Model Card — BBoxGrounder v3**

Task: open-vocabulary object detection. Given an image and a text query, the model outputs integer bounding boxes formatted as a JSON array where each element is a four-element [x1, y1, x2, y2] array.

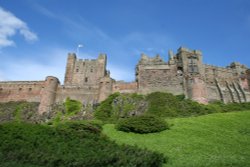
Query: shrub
[[64, 97, 82, 115], [0, 122, 167, 167], [94, 92, 120, 121], [146, 92, 215, 117], [116, 115, 168, 134]]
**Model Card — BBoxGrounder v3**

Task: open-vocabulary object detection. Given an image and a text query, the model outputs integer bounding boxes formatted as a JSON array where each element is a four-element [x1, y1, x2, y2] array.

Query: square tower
[[64, 53, 108, 87]]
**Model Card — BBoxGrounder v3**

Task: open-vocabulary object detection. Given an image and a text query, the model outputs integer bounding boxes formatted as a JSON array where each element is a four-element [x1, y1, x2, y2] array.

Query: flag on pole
[[78, 44, 83, 48]]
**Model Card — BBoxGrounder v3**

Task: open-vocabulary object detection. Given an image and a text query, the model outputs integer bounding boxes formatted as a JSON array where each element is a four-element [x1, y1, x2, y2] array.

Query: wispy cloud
[[31, 4, 175, 82], [0, 48, 68, 82], [0, 6, 38, 48]]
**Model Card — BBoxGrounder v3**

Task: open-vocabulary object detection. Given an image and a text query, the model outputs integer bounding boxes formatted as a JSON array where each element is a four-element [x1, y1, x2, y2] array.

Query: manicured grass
[[103, 111, 250, 167]]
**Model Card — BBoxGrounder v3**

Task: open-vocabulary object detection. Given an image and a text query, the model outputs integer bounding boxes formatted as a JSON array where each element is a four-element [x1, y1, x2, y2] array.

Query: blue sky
[[0, 0, 250, 82]]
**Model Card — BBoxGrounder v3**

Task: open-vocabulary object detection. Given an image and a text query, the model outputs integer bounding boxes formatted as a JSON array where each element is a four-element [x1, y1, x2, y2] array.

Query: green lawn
[[103, 111, 250, 167]]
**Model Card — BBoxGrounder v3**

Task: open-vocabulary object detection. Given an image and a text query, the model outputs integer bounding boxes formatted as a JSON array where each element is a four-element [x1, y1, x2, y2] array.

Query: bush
[[146, 92, 214, 117], [0, 122, 167, 167], [64, 97, 82, 115], [116, 115, 168, 134], [94, 92, 120, 121]]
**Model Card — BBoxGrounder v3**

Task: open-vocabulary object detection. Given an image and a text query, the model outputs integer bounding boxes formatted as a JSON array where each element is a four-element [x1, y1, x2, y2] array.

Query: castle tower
[[176, 47, 204, 75], [64, 53, 76, 85], [38, 76, 59, 114], [176, 47, 208, 102], [64, 53, 108, 87]]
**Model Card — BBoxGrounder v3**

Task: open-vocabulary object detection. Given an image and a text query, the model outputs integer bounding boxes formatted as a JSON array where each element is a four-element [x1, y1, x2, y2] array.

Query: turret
[[64, 53, 76, 85], [38, 76, 59, 114]]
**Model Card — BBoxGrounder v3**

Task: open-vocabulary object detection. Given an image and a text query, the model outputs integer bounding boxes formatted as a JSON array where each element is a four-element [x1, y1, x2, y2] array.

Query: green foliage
[[146, 92, 210, 117], [64, 97, 82, 115], [116, 115, 168, 134], [94, 92, 121, 121], [94, 92, 147, 122], [104, 111, 250, 167], [0, 122, 166, 167], [13, 104, 23, 122]]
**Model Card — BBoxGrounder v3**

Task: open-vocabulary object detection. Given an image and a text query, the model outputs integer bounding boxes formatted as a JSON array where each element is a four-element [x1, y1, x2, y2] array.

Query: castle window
[[29, 88, 32, 91], [85, 77, 88, 82], [90, 69, 93, 72], [76, 69, 79, 72], [19, 88, 22, 91], [188, 57, 197, 65], [0, 88, 2, 91], [188, 57, 198, 73]]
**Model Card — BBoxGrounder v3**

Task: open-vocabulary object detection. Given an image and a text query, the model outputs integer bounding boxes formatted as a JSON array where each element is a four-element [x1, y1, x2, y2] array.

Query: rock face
[[1, 46, 250, 114]]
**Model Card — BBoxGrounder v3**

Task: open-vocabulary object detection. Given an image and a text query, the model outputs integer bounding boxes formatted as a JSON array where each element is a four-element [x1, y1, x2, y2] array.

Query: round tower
[[38, 76, 59, 114]]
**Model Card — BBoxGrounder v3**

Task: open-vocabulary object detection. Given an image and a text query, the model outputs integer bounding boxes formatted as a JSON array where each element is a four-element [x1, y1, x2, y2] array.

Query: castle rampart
[[1, 46, 250, 114], [0, 81, 45, 103]]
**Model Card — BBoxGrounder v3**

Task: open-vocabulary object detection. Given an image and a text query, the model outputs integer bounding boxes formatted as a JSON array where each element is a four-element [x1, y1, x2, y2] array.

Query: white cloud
[[0, 48, 68, 82], [0, 7, 38, 48]]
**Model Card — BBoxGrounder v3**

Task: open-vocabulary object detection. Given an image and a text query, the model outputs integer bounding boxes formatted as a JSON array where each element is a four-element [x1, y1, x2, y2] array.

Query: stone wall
[[113, 81, 137, 93], [0, 81, 44, 102], [55, 85, 100, 105], [136, 54, 184, 95]]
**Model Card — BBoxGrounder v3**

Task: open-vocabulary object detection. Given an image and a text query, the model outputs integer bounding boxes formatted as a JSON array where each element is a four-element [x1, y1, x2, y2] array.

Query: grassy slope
[[103, 111, 250, 167]]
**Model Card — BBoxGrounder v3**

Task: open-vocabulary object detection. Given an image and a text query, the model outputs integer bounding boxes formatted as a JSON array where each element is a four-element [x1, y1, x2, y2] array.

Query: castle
[[1, 47, 250, 114]]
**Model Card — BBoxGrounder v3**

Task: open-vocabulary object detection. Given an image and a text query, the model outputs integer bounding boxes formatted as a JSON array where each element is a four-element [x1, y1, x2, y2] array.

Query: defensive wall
[[1, 47, 250, 114]]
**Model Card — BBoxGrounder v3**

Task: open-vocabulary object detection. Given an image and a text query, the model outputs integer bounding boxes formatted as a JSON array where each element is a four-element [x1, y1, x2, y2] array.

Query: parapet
[[139, 53, 165, 65], [177, 47, 202, 55], [68, 53, 77, 59], [98, 53, 107, 59], [178, 46, 191, 52], [45, 76, 60, 84]]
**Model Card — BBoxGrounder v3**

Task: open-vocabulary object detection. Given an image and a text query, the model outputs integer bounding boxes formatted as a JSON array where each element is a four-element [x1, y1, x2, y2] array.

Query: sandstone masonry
[[1, 47, 250, 114]]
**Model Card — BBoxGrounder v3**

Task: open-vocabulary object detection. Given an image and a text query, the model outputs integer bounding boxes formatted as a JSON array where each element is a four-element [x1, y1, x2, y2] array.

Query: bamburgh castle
[[1, 47, 250, 114]]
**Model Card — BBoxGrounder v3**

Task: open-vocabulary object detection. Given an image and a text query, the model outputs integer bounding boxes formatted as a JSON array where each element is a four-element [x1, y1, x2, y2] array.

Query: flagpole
[[77, 44, 83, 56]]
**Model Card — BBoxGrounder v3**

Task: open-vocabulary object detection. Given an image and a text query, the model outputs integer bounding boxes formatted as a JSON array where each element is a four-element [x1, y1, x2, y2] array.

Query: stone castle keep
[[1, 47, 250, 114]]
